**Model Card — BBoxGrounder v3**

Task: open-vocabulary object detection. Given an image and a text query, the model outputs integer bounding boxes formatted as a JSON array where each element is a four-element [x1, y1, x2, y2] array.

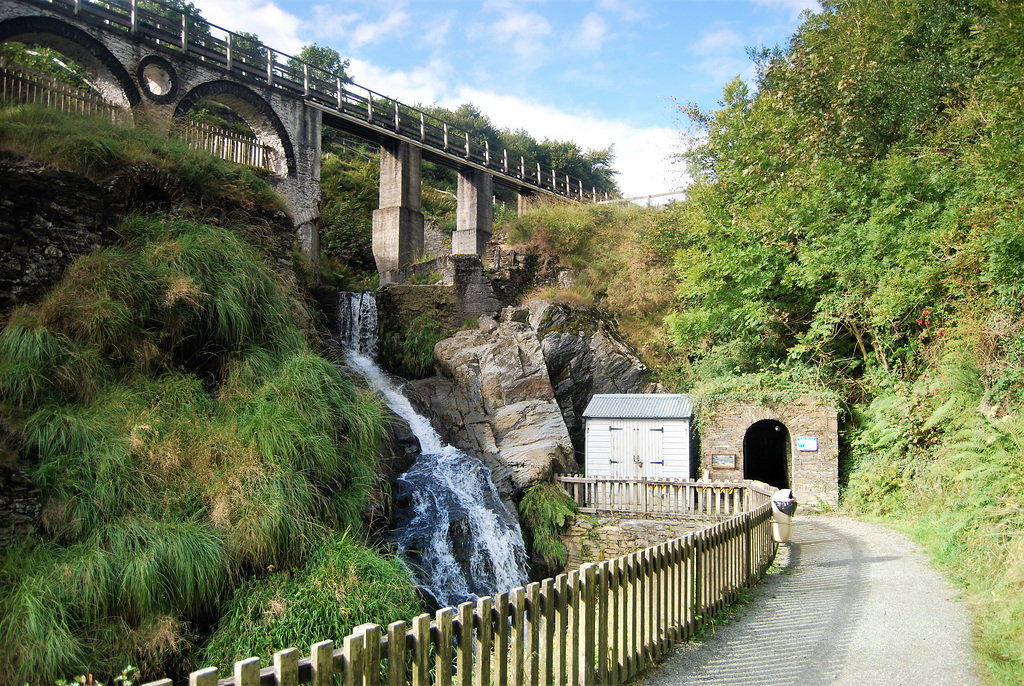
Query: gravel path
[[637, 515, 979, 685]]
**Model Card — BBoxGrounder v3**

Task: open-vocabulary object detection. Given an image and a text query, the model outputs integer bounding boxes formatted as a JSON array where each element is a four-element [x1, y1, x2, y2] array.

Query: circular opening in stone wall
[[137, 56, 177, 102]]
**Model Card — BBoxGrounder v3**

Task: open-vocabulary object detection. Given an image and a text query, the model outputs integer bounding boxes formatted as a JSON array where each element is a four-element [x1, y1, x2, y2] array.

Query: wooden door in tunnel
[[743, 419, 791, 490]]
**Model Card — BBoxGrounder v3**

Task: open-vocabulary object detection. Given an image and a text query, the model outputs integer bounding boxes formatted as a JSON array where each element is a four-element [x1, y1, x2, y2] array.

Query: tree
[[288, 44, 352, 83]]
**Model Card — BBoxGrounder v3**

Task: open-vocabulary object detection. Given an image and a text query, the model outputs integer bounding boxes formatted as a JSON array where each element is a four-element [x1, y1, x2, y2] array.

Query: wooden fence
[[175, 119, 274, 171], [0, 57, 128, 123], [140, 483, 777, 686], [555, 476, 767, 519], [0, 61, 273, 171]]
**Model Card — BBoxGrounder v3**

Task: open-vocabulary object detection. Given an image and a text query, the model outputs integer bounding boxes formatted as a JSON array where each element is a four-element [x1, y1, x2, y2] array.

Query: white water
[[338, 292, 529, 607]]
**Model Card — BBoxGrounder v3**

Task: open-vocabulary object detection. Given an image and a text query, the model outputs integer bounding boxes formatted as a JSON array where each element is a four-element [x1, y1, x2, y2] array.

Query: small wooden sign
[[711, 453, 736, 468]]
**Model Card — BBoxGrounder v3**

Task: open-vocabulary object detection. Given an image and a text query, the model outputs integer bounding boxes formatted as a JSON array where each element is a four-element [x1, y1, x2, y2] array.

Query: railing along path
[[555, 476, 753, 519], [139, 481, 776, 686], [13, 0, 610, 201]]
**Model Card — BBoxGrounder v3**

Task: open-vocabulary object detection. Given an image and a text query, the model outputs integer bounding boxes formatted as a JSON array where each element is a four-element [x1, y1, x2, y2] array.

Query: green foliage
[[202, 531, 421, 672], [381, 314, 450, 380], [287, 44, 351, 83], [518, 482, 578, 570], [319, 153, 379, 274], [650, 1, 1024, 680], [0, 42, 89, 87], [0, 214, 396, 683]]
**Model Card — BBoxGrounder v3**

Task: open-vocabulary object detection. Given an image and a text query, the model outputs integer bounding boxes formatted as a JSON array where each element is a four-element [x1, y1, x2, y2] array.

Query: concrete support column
[[372, 140, 424, 280], [453, 169, 493, 257], [517, 191, 532, 217]]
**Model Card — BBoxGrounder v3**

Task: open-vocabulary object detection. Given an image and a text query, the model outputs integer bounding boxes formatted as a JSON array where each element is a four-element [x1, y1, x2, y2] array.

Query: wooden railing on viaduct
[[9, 0, 610, 202], [138, 480, 777, 686], [1, 59, 277, 170]]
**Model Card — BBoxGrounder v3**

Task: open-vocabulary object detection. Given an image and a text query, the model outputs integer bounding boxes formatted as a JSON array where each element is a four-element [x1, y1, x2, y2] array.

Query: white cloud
[[490, 8, 553, 58], [352, 8, 410, 48], [445, 88, 681, 197], [691, 27, 744, 56], [574, 13, 610, 53], [307, 4, 409, 49], [190, 0, 305, 55], [750, 0, 820, 20], [422, 13, 454, 47], [597, 0, 649, 23]]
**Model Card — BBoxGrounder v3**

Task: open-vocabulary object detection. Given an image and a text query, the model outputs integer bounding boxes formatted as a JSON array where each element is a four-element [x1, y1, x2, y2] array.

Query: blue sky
[[189, 0, 819, 197]]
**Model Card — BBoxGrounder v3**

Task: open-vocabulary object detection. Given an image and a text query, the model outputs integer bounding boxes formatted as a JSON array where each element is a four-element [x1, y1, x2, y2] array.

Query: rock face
[[523, 301, 648, 457], [406, 313, 577, 497]]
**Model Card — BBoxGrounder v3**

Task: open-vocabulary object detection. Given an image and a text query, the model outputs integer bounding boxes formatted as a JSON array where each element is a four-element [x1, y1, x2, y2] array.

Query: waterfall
[[337, 291, 378, 357], [337, 292, 529, 608]]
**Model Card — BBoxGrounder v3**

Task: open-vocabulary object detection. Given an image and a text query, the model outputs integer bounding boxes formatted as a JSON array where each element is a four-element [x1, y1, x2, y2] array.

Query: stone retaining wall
[[0, 465, 41, 548], [561, 516, 709, 569]]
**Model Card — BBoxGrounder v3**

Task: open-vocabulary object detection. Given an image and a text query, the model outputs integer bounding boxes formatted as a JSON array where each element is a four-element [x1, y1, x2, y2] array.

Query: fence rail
[[175, 119, 273, 170], [140, 482, 776, 686], [0, 56, 127, 123], [554, 477, 772, 519], [16, 0, 614, 201], [0, 61, 275, 170]]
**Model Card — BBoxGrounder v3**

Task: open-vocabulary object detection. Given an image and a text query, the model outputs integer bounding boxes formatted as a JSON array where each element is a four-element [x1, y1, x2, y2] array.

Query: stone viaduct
[[0, 0, 602, 283]]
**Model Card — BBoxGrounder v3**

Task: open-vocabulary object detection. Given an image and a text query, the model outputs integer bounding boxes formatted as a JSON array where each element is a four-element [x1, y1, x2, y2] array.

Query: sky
[[188, 0, 820, 198]]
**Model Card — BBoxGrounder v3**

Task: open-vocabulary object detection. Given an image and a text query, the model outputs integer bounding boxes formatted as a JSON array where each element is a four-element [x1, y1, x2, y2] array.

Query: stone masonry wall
[[561, 516, 708, 570], [0, 466, 41, 548], [0, 159, 121, 313], [700, 397, 839, 507]]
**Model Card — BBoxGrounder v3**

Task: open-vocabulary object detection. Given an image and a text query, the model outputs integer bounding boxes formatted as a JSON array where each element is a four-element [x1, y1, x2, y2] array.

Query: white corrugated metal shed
[[583, 394, 693, 420]]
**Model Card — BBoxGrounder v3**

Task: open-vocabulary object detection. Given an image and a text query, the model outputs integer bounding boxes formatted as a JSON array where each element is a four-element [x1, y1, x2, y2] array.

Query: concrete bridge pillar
[[453, 169, 493, 258], [517, 191, 532, 217], [373, 140, 424, 282]]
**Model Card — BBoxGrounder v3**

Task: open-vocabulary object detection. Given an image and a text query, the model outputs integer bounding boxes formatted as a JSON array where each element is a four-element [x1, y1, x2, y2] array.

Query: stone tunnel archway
[[173, 80, 295, 178], [0, 15, 140, 113], [743, 419, 791, 490]]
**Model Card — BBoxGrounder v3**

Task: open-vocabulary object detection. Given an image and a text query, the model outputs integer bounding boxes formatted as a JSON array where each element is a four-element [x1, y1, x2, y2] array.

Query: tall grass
[[202, 530, 421, 675], [0, 212, 404, 683]]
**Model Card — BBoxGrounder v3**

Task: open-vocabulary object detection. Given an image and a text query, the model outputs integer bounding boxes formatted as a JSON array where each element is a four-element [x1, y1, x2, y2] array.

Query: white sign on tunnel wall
[[796, 437, 819, 451]]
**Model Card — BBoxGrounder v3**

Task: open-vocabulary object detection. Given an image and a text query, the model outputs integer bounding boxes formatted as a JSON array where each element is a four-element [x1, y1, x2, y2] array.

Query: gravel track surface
[[637, 515, 979, 685]]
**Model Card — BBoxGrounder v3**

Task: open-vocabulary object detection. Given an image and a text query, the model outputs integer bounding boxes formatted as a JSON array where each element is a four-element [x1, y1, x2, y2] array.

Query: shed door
[[609, 422, 665, 479], [609, 426, 630, 478], [642, 425, 665, 479]]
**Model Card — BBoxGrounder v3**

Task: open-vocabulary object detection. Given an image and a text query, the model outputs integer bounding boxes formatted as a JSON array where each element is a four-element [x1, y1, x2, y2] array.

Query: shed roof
[[583, 394, 693, 420]]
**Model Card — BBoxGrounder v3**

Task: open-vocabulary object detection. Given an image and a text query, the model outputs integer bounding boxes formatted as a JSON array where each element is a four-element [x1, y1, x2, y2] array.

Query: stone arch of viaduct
[[1, 0, 520, 281]]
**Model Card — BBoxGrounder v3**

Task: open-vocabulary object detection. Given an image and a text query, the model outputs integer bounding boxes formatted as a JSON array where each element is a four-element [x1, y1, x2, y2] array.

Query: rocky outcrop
[[406, 313, 577, 497], [521, 301, 649, 457]]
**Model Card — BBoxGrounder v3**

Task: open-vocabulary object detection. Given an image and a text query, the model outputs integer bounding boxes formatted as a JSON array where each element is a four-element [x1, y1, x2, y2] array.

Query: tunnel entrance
[[743, 419, 790, 490]]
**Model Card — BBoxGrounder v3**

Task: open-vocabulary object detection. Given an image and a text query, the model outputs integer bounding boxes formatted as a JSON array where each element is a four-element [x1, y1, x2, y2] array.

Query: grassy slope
[[0, 107, 421, 684]]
